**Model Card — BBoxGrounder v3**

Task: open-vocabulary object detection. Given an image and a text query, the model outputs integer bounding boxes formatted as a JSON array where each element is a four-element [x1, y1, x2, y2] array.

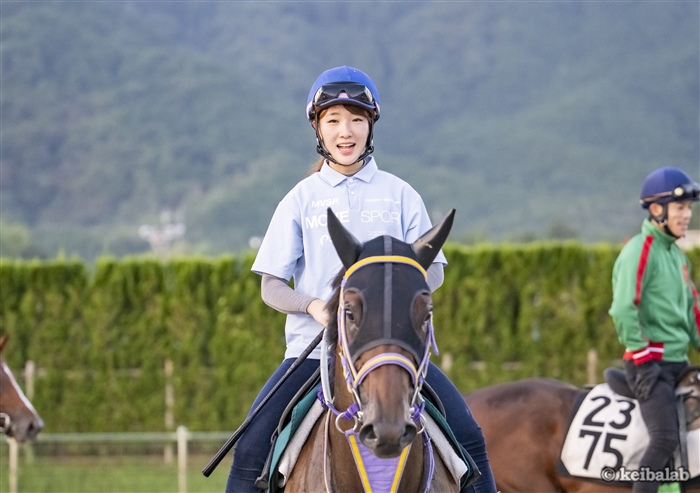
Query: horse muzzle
[[359, 417, 416, 458], [357, 379, 417, 459], [3, 413, 44, 443]]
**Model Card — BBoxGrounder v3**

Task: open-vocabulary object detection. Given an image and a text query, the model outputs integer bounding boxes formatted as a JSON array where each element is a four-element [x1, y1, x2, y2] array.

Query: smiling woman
[[223, 65, 497, 493], [311, 104, 372, 173]]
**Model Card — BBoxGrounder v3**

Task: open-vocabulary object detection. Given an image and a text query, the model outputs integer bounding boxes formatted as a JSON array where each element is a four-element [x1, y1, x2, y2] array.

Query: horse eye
[[345, 309, 355, 323]]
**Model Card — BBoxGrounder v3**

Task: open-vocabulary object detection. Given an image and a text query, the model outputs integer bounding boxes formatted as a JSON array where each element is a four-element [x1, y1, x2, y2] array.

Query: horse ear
[[412, 209, 455, 270], [327, 207, 362, 269]]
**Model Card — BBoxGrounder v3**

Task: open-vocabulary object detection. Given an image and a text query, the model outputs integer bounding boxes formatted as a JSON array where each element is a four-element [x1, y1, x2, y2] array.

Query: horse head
[[676, 366, 700, 431], [325, 208, 454, 458], [0, 335, 44, 442]]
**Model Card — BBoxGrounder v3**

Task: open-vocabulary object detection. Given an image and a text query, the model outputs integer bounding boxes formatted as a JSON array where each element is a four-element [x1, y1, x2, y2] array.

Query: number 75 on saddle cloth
[[560, 383, 700, 480]]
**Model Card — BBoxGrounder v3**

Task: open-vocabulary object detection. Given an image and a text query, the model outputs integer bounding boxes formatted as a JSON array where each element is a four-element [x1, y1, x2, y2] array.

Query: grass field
[[1, 454, 229, 493], [0, 446, 685, 493]]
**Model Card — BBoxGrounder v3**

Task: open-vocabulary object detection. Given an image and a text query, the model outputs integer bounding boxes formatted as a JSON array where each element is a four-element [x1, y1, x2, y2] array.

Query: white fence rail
[[5, 428, 232, 493]]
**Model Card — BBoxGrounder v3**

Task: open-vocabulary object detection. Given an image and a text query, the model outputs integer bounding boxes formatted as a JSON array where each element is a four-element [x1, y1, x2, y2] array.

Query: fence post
[[177, 425, 188, 493], [164, 359, 174, 465], [22, 362, 36, 465], [441, 352, 453, 373], [8, 437, 18, 493], [25, 361, 35, 400], [587, 348, 597, 386]]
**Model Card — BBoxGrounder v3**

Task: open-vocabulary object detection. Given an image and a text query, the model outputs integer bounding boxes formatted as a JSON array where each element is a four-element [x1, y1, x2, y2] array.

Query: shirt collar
[[318, 157, 378, 187], [641, 218, 678, 249]]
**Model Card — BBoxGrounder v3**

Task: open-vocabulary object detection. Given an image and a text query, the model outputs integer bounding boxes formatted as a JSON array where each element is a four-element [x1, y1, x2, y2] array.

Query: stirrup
[[254, 440, 276, 490]]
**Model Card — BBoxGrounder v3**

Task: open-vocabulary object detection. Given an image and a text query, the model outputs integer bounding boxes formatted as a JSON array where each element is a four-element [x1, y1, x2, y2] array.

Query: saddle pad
[[423, 412, 469, 485], [560, 383, 700, 481], [277, 399, 325, 488], [267, 384, 322, 492]]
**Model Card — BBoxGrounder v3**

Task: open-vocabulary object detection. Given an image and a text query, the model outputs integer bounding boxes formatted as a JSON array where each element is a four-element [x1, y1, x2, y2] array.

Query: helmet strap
[[649, 203, 679, 238], [314, 114, 375, 166]]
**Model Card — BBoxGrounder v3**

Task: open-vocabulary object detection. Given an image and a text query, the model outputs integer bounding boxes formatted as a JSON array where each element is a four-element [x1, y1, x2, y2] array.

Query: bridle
[[319, 255, 438, 433], [313, 209, 454, 493]]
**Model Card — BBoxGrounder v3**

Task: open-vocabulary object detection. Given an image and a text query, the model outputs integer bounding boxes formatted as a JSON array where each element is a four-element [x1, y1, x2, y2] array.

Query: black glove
[[632, 361, 661, 401]]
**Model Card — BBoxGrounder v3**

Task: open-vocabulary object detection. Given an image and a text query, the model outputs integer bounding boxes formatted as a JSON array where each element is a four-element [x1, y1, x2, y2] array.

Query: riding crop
[[202, 327, 325, 477]]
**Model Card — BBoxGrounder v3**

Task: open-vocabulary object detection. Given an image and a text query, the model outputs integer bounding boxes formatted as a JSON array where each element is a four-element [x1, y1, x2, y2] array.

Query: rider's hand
[[307, 298, 330, 327], [633, 361, 661, 401]]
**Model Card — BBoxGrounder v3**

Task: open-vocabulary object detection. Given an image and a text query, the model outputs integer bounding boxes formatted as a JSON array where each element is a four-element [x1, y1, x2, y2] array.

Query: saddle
[[604, 366, 700, 429], [557, 366, 700, 485]]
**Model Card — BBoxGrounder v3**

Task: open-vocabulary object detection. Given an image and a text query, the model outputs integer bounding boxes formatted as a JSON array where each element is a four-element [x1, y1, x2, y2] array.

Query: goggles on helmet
[[640, 182, 700, 205], [312, 82, 375, 109]]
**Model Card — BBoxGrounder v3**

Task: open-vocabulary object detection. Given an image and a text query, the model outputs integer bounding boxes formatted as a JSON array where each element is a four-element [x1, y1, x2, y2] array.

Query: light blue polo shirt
[[252, 158, 447, 359]]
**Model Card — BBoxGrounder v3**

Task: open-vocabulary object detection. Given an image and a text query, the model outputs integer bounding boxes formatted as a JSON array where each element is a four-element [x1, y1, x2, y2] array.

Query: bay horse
[[285, 209, 462, 492], [466, 372, 700, 493], [0, 334, 44, 442]]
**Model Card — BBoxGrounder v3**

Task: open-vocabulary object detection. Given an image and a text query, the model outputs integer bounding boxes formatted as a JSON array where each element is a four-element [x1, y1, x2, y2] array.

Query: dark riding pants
[[226, 359, 497, 493], [625, 360, 688, 493]]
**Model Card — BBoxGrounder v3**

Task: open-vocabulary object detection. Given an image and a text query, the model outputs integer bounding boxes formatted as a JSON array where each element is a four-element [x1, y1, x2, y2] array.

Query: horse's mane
[[323, 267, 345, 388], [324, 267, 345, 348]]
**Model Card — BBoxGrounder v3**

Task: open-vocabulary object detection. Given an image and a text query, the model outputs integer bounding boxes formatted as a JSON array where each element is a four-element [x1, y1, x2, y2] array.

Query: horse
[[466, 371, 700, 493], [284, 208, 462, 492], [0, 334, 44, 442]]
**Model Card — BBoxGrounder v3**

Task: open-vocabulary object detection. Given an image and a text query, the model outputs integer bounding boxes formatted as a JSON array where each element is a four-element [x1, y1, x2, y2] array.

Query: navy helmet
[[640, 166, 700, 209]]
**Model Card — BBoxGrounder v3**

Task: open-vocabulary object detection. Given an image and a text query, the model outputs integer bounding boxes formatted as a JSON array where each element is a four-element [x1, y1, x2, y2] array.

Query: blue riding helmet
[[640, 167, 700, 209], [306, 66, 381, 122], [307, 66, 381, 165]]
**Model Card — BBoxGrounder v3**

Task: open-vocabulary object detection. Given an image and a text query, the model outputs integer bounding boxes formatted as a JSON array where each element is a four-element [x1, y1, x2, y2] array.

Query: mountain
[[2, 2, 698, 260]]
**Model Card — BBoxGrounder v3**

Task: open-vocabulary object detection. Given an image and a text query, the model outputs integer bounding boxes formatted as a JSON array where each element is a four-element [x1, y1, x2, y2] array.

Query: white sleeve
[[404, 193, 448, 266], [251, 195, 304, 280], [427, 262, 444, 292]]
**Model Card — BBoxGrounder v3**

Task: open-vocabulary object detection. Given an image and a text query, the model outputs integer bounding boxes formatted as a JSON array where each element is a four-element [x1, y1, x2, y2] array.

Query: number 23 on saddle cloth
[[559, 382, 700, 484]]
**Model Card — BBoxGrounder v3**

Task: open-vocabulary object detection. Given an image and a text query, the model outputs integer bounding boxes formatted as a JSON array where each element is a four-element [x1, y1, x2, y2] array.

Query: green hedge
[[1, 244, 699, 433]]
